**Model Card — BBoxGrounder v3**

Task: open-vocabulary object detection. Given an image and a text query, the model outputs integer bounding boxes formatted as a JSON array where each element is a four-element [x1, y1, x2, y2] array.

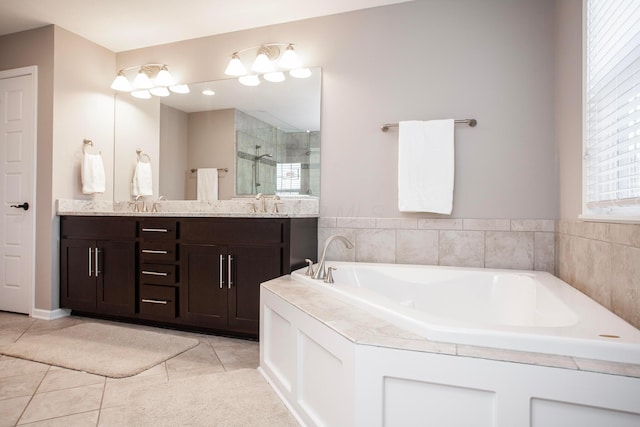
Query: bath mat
[[125, 369, 298, 426], [0, 322, 198, 378]]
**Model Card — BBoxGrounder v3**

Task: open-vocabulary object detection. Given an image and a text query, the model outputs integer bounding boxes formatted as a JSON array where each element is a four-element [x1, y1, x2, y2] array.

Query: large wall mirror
[[114, 67, 321, 201]]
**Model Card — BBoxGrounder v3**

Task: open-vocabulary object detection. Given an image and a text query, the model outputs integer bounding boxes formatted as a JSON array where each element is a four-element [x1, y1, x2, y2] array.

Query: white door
[[0, 67, 37, 314]]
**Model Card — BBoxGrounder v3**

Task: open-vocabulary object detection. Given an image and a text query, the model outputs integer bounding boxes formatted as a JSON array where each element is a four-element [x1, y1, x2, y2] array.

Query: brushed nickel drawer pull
[[228, 255, 233, 289], [88, 247, 93, 277], [141, 249, 169, 254], [141, 270, 169, 276], [141, 299, 168, 305], [219, 254, 224, 289], [142, 228, 169, 233]]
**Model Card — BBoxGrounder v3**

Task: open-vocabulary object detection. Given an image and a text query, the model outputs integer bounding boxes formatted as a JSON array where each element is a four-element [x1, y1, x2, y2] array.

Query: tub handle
[[325, 266, 337, 284], [304, 258, 315, 276]]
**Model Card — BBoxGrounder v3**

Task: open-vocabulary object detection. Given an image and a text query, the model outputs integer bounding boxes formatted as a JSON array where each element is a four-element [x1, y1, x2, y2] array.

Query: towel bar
[[381, 119, 477, 132], [190, 168, 229, 173]]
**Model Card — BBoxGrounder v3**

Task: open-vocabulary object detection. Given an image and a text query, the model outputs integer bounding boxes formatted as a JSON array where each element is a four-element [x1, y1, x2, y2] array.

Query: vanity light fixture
[[110, 64, 189, 98], [224, 43, 309, 86]]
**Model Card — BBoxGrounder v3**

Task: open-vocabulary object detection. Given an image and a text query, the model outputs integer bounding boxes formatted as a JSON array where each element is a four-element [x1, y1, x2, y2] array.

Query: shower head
[[255, 153, 273, 160]]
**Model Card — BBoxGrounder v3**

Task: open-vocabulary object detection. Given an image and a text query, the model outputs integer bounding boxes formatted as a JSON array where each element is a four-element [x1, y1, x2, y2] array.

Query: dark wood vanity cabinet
[[60, 217, 136, 315], [59, 215, 317, 338]]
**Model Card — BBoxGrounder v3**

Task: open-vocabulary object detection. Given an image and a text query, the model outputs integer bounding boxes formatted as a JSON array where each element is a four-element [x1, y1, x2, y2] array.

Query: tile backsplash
[[318, 217, 556, 273]]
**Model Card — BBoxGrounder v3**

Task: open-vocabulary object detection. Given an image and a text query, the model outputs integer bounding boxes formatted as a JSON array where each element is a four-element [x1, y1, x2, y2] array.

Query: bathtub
[[291, 262, 640, 364]]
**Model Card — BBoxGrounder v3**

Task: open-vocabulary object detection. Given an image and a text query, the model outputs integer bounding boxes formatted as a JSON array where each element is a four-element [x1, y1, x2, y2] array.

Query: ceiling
[[0, 0, 411, 52]]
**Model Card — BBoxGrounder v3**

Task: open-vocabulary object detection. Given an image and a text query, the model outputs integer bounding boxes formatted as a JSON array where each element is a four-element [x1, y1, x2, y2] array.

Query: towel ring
[[136, 148, 151, 163], [82, 139, 100, 155]]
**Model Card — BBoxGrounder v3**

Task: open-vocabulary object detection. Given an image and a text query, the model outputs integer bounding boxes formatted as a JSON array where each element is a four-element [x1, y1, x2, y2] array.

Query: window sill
[[578, 214, 640, 225]]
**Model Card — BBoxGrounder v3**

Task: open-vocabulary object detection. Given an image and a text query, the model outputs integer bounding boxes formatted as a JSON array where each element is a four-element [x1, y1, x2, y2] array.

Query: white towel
[[398, 119, 455, 214], [132, 160, 153, 196], [196, 168, 219, 201], [81, 152, 106, 194]]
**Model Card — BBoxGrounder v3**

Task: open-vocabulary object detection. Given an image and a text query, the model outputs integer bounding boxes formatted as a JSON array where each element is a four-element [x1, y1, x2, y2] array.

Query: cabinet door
[[180, 244, 228, 329], [60, 239, 97, 311], [227, 245, 282, 335], [97, 240, 136, 315]]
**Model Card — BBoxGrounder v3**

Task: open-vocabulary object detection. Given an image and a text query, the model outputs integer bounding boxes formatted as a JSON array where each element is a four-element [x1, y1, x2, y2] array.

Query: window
[[276, 163, 301, 195], [583, 0, 640, 219]]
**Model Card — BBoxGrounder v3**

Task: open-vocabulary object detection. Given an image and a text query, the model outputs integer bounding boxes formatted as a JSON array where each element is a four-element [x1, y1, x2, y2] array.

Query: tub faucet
[[313, 234, 354, 280]]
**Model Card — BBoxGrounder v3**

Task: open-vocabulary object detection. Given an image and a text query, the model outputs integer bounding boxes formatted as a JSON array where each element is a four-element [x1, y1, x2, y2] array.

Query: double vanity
[[58, 199, 318, 338]]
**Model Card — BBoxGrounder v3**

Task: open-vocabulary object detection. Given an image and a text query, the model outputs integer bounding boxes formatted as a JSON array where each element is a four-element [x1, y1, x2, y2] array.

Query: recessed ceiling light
[[202, 89, 216, 96]]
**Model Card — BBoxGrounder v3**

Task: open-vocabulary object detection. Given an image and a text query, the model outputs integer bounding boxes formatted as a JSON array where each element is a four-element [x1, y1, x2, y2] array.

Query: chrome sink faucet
[[255, 193, 266, 213], [313, 234, 354, 280], [152, 196, 166, 213]]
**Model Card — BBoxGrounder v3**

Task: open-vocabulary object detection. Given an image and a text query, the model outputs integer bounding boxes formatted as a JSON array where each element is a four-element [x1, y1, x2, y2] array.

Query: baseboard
[[31, 308, 71, 320]]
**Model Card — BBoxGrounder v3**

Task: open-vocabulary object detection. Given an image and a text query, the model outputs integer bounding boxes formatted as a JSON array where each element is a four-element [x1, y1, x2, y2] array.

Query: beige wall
[[160, 104, 188, 200], [117, 0, 558, 219], [187, 109, 236, 200]]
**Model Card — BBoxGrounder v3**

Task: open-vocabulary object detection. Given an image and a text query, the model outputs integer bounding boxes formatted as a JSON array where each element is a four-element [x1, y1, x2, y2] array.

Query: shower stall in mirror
[[235, 110, 320, 196]]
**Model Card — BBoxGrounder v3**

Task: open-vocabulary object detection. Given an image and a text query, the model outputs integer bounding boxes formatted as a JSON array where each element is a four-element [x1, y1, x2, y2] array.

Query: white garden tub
[[291, 262, 640, 364]]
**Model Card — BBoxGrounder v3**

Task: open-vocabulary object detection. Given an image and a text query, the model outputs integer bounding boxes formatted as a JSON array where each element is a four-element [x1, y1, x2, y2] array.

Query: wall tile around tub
[[511, 219, 555, 232], [609, 244, 640, 329], [417, 218, 462, 230], [534, 232, 555, 273], [485, 231, 534, 270], [375, 218, 418, 230], [569, 236, 613, 308], [355, 229, 396, 263], [336, 217, 376, 229], [607, 223, 640, 249], [318, 217, 337, 228], [463, 219, 510, 231], [317, 227, 356, 262], [439, 230, 485, 268], [396, 230, 438, 265]]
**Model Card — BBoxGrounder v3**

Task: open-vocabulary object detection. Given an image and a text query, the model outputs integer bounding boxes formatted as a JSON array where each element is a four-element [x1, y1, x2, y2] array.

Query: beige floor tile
[[210, 339, 260, 370], [132, 362, 166, 378], [0, 331, 24, 348], [0, 357, 49, 379], [37, 367, 104, 393], [0, 313, 35, 334], [167, 364, 227, 381], [97, 406, 126, 427], [22, 318, 80, 337], [18, 383, 103, 425], [0, 371, 45, 400], [18, 410, 99, 426], [102, 374, 167, 408], [0, 395, 30, 427], [165, 342, 222, 373]]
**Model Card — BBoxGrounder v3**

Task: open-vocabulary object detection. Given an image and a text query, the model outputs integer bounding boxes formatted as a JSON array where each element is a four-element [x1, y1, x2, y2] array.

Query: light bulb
[[150, 86, 170, 97], [279, 44, 301, 69], [290, 68, 312, 79], [131, 90, 151, 99], [133, 68, 153, 89], [154, 66, 175, 87], [252, 51, 274, 73], [110, 71, 132, 92], [169, 84, 190, 94], [239, 75, 261, 86], [263, 71, 285, 83], [224, 53, 247, 76]]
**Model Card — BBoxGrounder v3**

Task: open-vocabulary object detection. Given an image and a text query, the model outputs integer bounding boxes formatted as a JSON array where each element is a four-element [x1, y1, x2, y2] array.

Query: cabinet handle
[[141, 270, 168, 277], [219, 254, 224, 289], [94, 248, 100, 277], [88, 247, 93, 277], [141, 299, 168, 305], [142, 228, 169, 233], [228, 255, 233, 289], [141, 249, 169, 254]]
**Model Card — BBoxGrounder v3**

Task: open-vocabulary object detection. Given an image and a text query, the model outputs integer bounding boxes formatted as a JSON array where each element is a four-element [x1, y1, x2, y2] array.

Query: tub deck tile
[[456, 345, 578, 370]]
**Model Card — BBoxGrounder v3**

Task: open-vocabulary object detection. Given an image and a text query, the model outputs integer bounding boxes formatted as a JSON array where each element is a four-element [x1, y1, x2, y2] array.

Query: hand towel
[[398, 119, 455, 214], [132, 160, 153, 197], [81, 152, 106, 194], [196, 168, 219, 201]]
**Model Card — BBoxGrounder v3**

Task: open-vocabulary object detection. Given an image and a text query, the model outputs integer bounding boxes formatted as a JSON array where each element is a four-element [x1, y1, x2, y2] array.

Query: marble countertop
[[56, 198, 319, 218], [262, 275, 640, 379]]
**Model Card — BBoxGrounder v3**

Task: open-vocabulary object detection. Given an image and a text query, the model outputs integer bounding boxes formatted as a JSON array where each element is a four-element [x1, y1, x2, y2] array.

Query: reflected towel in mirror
[[132, 160, 153, 196], [196, 168, 219, 201]]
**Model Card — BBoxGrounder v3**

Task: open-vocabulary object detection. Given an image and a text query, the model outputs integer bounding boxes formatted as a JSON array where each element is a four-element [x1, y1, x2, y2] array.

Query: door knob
[[10, 202, 29, 211]]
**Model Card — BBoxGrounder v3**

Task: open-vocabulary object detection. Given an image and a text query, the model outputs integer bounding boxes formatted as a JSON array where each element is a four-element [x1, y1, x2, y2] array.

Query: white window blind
[[276, 163, 301, 194], [584, 0, 640, 218]]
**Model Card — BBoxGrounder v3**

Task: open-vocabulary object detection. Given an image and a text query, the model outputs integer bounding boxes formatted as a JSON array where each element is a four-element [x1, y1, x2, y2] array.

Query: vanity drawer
[[140, 242, 177, 263], [140, 263, 177, 285], [139, 284, 177, 318], [180, 218, 284, 244], [139, 219, 177, 241]]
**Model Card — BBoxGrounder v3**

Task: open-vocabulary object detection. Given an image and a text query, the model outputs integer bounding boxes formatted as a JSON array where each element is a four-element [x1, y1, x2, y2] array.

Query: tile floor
[[0, 312, 261, 426]]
